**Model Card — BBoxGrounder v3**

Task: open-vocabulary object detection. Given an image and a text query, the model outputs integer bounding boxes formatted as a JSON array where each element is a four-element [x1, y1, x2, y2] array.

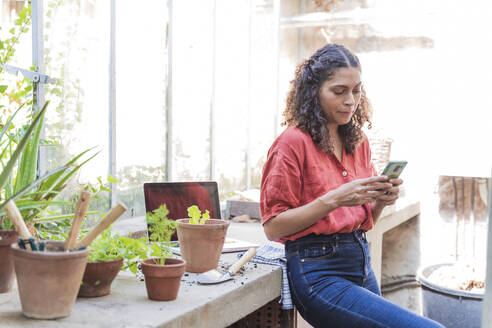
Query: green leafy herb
[[146, 204, 178, 243], [145, 203, 178, 265], [87, 225, 151, 275], [149, 242, 173, 266], [187, 205, 210, 224]]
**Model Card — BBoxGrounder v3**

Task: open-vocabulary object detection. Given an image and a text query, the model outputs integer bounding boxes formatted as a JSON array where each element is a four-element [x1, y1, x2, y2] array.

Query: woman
[[260, 44, 444, 328]]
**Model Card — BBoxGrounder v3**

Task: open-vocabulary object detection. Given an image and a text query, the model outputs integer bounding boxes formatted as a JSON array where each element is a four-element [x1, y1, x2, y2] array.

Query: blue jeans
[[285, 231, 445, 328]]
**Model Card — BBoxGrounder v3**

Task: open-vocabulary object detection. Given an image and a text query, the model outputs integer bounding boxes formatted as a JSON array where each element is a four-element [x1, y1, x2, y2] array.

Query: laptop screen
[[143, 181, 221, 241]]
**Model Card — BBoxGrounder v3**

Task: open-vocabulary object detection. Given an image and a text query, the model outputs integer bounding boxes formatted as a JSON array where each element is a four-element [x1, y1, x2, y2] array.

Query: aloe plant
[[0, 101, 98, 230], [0, 102, 46, 194], [0, 102, 49, 230]]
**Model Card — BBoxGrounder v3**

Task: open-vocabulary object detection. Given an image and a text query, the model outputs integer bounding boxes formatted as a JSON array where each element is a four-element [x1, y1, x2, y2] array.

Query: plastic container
[[417, 263, 483, 328]]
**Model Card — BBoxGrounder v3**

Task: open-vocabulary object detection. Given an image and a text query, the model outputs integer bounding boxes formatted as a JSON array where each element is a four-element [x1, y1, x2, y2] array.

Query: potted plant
[[142, 204, 186, 301], [10, 200, 127, 319], [176, 205, 229, 273], [0, 103, 48, 293], [11, 239, 89, 319], [78, 227, 149, 297], [0, 102, 98, 294], [0, 229, 18, 293]]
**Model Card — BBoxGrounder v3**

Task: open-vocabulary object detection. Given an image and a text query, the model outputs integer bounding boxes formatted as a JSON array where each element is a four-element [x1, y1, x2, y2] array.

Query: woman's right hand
[[320, 176, 392, 208]]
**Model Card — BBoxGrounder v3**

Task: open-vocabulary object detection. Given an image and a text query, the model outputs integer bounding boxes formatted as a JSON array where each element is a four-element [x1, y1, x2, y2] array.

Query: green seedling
[[187, 205, 210, 225], [146, 203, 178, 265], [146, 204, 178, 243]]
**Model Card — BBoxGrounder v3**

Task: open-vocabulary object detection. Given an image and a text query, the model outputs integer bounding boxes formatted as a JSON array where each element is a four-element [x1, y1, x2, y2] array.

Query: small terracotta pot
[[177, 219, 229, 273], [78, 258, 123, 298], [11, 241, 89, 319], [141, 258, 186, 301], [0, 230, 18, 293]]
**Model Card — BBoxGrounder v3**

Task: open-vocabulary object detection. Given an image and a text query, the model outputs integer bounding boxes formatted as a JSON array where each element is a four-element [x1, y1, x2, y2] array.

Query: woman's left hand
[[373, 178, 403, 206]]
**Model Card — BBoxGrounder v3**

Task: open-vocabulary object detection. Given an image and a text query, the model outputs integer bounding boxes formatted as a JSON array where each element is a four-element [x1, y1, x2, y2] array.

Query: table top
[[0, 252, 282, 328]]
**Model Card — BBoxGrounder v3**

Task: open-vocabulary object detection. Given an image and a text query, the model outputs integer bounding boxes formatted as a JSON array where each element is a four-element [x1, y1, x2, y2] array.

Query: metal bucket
[[417, 263, 483, 328]]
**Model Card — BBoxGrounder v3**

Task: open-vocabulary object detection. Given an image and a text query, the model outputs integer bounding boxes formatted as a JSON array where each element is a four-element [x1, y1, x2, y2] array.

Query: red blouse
[[260, 126, 378, 244]]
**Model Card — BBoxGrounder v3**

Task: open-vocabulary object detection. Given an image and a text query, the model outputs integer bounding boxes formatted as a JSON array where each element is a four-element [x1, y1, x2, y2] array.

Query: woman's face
[[318, 66, 362, 127]]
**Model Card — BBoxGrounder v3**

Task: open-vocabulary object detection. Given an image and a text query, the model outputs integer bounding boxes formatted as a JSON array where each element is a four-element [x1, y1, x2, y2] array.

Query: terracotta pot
[[0, 230, 18, 293], [11, 240, 89, 319], [141, 258, 186, 301], [176, 218, 229, 273], [78, 258, 123, 298]]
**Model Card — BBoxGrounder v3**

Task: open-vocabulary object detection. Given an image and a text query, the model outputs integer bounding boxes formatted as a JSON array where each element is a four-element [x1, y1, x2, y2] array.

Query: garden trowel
[[197, 247, 257, 285]]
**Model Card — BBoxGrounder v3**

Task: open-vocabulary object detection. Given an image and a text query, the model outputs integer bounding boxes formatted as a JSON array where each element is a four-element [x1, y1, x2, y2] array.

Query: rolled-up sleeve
[[260, 145, 302, 224]]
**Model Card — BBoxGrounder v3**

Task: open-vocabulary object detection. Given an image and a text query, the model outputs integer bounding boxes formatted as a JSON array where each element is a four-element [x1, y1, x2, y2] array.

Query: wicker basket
[[227, 297, 296, 328], [368, 137, 392, 175]]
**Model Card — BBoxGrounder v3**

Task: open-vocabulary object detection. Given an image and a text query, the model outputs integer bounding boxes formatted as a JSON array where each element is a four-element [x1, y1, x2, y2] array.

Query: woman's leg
[[286, 234, 444, 328], [362, 268, 382, 296], [296, 275, 444, 328]]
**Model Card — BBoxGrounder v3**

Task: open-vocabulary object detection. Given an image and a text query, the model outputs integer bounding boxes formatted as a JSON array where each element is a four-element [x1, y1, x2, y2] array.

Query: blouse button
[[342, 171, 348, 177]]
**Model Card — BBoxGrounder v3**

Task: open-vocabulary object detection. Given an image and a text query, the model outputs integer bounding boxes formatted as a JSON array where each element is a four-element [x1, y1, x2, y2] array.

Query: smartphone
[[381, 160, 407, 179]]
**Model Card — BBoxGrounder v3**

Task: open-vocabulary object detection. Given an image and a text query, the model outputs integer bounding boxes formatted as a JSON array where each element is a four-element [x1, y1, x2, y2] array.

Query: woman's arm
[[263, 176, 392, 240]]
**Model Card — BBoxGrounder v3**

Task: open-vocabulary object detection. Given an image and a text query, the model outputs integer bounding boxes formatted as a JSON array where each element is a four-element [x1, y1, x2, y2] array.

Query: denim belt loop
[[362, 230, 367, 240], [335, 233, 339, 248]]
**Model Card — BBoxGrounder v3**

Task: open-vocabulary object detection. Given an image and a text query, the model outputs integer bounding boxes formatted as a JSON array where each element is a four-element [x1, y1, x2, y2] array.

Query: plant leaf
[[37, 146, 97, 200], [0, 164, 67, 208], [14, 105, 45, 193], [32, 211, 99, 223], [0, 102, 25, 143], [199, 210, 210, 224], [45, 149, 100, 200], [187, 205, 201, 224], [0, 101, 48, 194], [107, 174, 117, 183]]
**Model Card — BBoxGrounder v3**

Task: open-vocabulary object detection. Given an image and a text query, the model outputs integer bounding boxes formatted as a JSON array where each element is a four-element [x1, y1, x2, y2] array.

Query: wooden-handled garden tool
[[74, 203, 127, 250], [3, 200, 36, 250], [64, 191, 92, 251], [197, 247, 257, 284]]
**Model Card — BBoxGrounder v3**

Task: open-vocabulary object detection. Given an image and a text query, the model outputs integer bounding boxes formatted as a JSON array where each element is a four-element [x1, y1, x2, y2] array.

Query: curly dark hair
[[282, 43, 372, 154]]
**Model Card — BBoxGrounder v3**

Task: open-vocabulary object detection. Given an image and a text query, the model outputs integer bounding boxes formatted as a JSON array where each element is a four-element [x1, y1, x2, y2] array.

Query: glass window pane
[[0, 1, 32, 114], [172, 0, 213, 182], [214, 0, 250, 198], [43, 0, 110, 215], [115, 0, 168, 219], [248, 1, 277, 191]]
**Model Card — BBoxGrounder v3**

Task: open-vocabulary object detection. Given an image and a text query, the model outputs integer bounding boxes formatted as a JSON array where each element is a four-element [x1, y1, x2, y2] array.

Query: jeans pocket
[[301, 244, 336, 262]]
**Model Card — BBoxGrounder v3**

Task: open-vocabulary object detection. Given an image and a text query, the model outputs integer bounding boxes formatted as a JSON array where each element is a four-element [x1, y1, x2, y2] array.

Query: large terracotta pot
[[141, 258, 186, 301], [78, 258, 123, 298], [11, 240, 89, 319], [176, 218, 229, 273], [0, 230, 18, 293]]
